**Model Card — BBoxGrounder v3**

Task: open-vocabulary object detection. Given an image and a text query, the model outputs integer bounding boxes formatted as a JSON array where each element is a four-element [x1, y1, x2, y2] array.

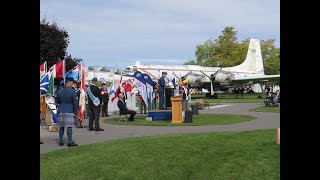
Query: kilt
[[58, 113, 76, 127]]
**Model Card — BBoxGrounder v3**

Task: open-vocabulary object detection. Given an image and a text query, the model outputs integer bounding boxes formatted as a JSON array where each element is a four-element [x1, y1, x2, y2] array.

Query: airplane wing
[[232, 75, 280, 84]]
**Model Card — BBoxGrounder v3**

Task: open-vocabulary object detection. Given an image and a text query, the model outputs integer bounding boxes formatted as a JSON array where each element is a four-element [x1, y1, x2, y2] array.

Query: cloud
[[40, 0, 279, 67]]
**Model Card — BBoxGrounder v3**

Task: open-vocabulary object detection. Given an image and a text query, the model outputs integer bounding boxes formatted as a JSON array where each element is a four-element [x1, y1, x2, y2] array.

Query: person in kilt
[[55, 77, 79, 147]]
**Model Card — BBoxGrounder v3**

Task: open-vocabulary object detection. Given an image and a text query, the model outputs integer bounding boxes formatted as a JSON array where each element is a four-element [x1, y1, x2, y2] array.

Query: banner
[[133, 71, 148, 107]]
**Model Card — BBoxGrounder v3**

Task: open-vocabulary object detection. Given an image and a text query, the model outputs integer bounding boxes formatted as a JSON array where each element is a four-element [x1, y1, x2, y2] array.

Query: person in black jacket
[[100, 83, 110, 117], [87, 78, 104, 131], [117, 93, 136, 121]]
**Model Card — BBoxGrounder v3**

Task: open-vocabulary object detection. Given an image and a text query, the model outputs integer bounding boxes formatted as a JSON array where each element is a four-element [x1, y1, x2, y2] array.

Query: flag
[[47, 72, 54, 96], [123, 80, 132, 94], [78, 64, 86, 123], [45, 96, 58, 124], [40, 73, 50, 95], [109, 82, 115, 95], [133, 71, 148, 107], [65, 64, 80, 81], [40, 62, 47, 79], [182, 76, 188, 84], [171, 78, 175, 88], [111, 73, 123, 102], [143, 74, 153, 99], [48, 60, 65, 78]]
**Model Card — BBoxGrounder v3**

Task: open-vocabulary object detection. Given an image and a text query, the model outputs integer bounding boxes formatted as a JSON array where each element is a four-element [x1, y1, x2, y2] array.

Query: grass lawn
[[250, 106, 280, 113], [40, 129, 280, 180], [190, 93, 266, 103], [104, 114, 256, 126]]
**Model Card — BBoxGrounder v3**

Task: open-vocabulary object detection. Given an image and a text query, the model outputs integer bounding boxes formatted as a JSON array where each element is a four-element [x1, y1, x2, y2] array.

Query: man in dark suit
[[87, 78, 104, 131], [158, 72, 167, 109], [100, 83, 110, 117], [117, 93, 136, 121]]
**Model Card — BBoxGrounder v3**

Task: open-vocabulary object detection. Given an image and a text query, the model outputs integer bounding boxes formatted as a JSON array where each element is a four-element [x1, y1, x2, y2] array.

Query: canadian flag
[[48, 60, 65, 78], [40, 62, 46, 79]]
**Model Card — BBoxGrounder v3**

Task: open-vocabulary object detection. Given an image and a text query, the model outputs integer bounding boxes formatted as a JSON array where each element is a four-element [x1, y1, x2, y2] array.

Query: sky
[[40, 0, 280, 69]]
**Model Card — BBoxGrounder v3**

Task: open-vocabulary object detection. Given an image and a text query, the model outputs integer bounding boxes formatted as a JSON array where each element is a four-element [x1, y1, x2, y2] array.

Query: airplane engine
[[186, 75, 204, 85], [213, 73, 231, 83], [187, 75, 197, 85]]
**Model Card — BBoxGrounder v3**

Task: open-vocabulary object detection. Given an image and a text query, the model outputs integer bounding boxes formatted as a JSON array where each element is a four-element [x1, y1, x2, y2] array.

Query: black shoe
[[68, 142, 78, 147], [89, 128, 94, 131], [40, 141, 43, 144], [59, 142, 64, 146], [95, 128, 104, 131], [106, 115, 110, 117]]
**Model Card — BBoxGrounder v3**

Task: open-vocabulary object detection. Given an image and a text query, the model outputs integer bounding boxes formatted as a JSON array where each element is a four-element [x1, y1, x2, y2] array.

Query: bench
[[195, 99, 210, 109]]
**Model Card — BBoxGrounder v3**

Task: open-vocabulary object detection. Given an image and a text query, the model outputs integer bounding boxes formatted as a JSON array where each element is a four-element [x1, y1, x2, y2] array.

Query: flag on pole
[[48, 60, 65, 78], [65, 64, 80, 81], [40, 62, 47, 79], [47, 72, 54, 96], [78, 63, 86, 123], [133, 71, 148, 107], [40, 73, 50, 95], [111, 73, 123, 102], [109, 82, 115, 95], [143, 74, 153, 99]]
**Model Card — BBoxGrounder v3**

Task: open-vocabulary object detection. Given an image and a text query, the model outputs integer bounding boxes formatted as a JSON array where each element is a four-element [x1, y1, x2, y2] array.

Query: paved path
[[40, 103, 280, 153]]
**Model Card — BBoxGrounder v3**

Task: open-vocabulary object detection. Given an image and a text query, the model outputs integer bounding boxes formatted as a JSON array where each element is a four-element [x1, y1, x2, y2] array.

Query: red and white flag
[[40, 62, 47, 79], [111, 73, 123, 102], [48, 60, 65, 78], [78, 63, 86, 123]]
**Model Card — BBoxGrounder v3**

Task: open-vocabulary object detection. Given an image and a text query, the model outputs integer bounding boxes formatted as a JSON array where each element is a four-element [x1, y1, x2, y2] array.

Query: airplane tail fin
[[231, 39, 264, 74]]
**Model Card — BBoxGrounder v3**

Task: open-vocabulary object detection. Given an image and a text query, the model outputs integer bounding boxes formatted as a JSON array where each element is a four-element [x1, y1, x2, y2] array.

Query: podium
[[170, 95, 183, 124]]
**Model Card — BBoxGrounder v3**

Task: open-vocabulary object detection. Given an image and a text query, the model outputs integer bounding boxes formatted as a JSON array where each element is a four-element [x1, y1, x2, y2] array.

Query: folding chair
[[119, 111, 128, 122]]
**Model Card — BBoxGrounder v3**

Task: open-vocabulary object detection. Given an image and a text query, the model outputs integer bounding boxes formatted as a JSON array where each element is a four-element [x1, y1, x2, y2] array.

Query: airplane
[[85, 66, 133, 84], [123, 38, 280, 98]]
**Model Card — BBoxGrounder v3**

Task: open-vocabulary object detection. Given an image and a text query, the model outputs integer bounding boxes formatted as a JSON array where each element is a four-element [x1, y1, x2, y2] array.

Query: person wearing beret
[[87, 78, 104, 131], [55, 77, 79, 147]]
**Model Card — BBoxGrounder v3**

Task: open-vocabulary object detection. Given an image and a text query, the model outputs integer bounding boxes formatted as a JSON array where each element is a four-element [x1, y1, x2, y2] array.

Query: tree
[[65, 55, 83, 72], [183, 60, 197, 65], [40, 18, 69, 67]]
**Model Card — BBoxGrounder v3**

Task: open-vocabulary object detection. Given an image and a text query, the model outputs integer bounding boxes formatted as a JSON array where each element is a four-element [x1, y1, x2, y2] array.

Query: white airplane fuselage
[[124, 39, 280, 91]]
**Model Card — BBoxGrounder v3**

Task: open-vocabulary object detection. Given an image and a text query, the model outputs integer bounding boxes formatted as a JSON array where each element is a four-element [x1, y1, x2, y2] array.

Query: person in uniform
[[158, 72, 167, 109], [55, 77, 79, 147], [100, 83, 110, 117], [87, 78, 104, 131]]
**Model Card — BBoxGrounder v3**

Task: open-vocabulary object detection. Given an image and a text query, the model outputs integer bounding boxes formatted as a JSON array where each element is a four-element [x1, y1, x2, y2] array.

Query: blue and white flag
[[65, 65, 80, 81], [133, 71, 148, 107], [143, 74, 153, 99], [40, 73, 50, 95], [109, 82, 115, 95]]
